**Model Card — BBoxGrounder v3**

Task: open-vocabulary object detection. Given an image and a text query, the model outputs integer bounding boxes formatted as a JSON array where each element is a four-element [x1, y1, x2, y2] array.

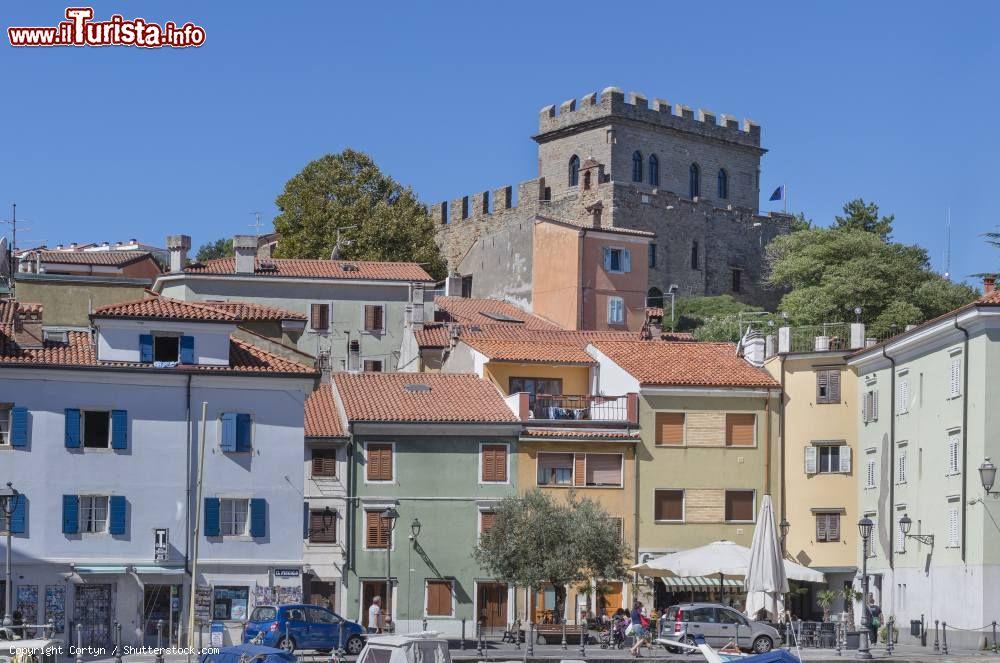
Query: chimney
[[985, 276, 996, 295], [741, 331, 766, 367], [445, 272, 464, 297], [585, 201, 604, 228], [233, 235, 258, 274], [166, 235, 191, 272]]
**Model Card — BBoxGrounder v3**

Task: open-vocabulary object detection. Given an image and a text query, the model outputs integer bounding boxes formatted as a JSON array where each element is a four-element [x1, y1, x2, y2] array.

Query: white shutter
[[867, 459, 876, 488], [898, 379, 909, 413], [895, 516, 906, 553], [805, 446, 818, 474], [839, 445, 852, 473], [603, 247, 612, 271], [897, 450, 907, 484], [623, 248, 632, 273], [869, 517, 877, 558], [948, 433, 960, 474], [872, 390, 879, 421], [947, 507, 959, 547], [949, 356, 961, 398]]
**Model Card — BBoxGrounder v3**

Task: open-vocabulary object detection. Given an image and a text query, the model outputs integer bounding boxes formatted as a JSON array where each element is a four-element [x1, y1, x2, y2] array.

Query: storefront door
[[74, 584, 113, 647]]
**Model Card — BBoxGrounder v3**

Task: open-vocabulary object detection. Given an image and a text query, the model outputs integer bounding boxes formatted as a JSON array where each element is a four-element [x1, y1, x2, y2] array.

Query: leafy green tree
[[833, 198, 894, 240], [974, 230, 999, 279], [272, 149, 446, 279], [473, 489, 630, 624], [195, 238, 234, 262], [790, 212, 813, 232]]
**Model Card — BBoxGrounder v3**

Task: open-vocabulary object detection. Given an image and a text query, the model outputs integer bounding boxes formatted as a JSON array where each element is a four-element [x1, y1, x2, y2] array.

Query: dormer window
[[140, 333, 194, 365]]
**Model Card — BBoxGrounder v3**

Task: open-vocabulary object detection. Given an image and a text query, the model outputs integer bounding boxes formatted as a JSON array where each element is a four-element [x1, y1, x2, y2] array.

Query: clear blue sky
[[2, 1, 997, 285]]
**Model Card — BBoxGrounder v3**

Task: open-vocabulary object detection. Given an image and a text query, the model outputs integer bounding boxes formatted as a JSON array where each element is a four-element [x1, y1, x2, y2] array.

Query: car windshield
[[250, 607, 277, 621]]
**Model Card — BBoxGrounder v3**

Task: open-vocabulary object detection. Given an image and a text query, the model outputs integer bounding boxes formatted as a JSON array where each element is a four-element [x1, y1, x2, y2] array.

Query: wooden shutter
[[8, 494, 26, 534], [109, 495, 127, 535], [366, 511, 389, 549], [949, 356, 961, 397], [828, 514, 840, 541], [10, 407, 28, 448], [948, 507, 959, 546], [839, 445, 852, 473], [585, 454, 622, 486], [725, 413, 755, 446], [815, 514, 828, 542], [312, 450, 337, 478], [816, 371, 829, 404], [309, 510, 337, 543], [62, 495, 79, 534], [365, 305, 384, 332], [426, 580, 452, 616], [480, 511, 496, 534], [250, 498, 267, 538], [220, 412, 238, 452], [654, 490, 683, 521], [804, 446, 818, 474], [608, 516, 624, 542], [180, 335, 195, 364], [64, 408, 81, 448], [574, 454, 586, 487], [829, 370, 841, 403], [363, 360, 383, 372], [203, 497, 220, 537], [111, 410, 128, 450], [655, 412, 685, 446], [139, 334, 153, 363], [311, 304, 329, 331], [725, 490, 754, 521], [367, 444, 393, 481], [482, 445, 507, 482]]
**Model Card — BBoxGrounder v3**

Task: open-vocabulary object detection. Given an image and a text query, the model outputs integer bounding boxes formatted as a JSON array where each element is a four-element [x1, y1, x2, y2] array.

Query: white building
[[0, 295, 316, 647]]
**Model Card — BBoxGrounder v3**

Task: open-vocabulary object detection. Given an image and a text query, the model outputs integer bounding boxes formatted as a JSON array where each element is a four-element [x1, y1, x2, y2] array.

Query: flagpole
[[784, 184, 787, 214]]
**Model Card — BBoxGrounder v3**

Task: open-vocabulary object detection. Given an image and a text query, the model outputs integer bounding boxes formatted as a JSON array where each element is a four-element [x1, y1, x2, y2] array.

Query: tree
[[833, 198, 894, 241], [974, 230, 1000, 279], [790, 212, 813, 233], [671, 295, 774, 342], [817, 589, 838, 622], [473, 489, 630, 624], [272, 149, 447, 279], [195, 238, 234, 262]]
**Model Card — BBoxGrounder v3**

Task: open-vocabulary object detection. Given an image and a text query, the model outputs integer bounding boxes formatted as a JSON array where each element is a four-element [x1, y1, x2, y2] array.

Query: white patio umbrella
[[744, 494, 788, 620]]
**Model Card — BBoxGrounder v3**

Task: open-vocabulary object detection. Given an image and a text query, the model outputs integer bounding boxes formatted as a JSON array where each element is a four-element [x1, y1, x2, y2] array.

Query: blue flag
[[769, 185, 784, 201]]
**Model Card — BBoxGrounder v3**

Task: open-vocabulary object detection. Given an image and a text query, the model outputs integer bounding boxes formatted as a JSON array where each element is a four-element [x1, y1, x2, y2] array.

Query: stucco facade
[[14, 273, 153, 329]]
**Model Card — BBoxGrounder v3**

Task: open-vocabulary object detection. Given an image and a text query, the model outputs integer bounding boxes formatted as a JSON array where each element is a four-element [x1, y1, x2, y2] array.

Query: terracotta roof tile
[[93, 296, 239, 322], [34, 250, 155, 266], [520, 428, 640, 440], [434, 296, 560, 329], [305, 386, 347, 437], [333, 372, 518, 424], [200, 301, 306, 321], [591, 340, 780, 388], [414, 324, 450, 348], [183, 258, 433, 282], [463, 338, 597, 364]]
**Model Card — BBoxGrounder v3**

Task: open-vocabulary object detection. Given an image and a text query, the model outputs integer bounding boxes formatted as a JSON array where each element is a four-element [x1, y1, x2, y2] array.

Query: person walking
[[628, 600, 651, 657], [368, 596, 383, 634], [866, 594, 882, 645]]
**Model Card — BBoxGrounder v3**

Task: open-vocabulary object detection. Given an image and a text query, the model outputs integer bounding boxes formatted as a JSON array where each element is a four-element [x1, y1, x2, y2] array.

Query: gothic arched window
[[689, 163, 701, 199], [632, 151, 643, 183], [649, 155, 659, 186], [569, 155, 580, 187], [718, 168, 729, 199]]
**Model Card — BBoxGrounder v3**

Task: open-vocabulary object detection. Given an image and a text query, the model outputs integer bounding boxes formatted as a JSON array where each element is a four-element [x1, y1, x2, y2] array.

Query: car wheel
[[346, 635, 365, 655], [752, 636, 773, 653], [277, 637, 296, 653]]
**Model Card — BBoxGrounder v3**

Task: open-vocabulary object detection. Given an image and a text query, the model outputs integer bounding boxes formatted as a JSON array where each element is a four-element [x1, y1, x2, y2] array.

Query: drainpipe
[[952, 317, 970, 562], [778, 357, 787, 553], [881, 346, 896, 572], [764, 392, 772, 495], [184, 373, 192, 573]]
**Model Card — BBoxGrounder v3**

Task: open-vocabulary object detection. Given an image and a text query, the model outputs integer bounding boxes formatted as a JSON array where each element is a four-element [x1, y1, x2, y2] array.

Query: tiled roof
[[414, 324, 451, 348], [333, 372, 519, 424], [434, 296, 561, 329], [536, 215, 656, 237], [183, 258, 433, 282], [521, 428, 640, 440], [93, 296, 240, 322], [978, 288, 1000, 305], [463, 338, 597, 364], [34, 250, 154, 266], [305, 386, 347, 437], [199, 301, 306, 321], [591, 340, 780, 388]]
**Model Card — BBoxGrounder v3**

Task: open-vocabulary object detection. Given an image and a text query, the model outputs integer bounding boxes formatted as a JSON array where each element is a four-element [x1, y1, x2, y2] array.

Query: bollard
[[527, 622, 535, 656], [477, 623, 484, 657], [515, 619, 521, 650], [992, 621, 998, 654], [579, 621, 587, 657], [561, 621, 568, 650], [942, 622, 948, 655], [422, 618, 427, 633], [886, 617, 894, 656], [835, 621, 842, 656], [155, 620, 165, 663], [460, 618, 466, 651], [75, 623, 84, 663], [114, 622, 123, 663], [934, 620, 939, 652]]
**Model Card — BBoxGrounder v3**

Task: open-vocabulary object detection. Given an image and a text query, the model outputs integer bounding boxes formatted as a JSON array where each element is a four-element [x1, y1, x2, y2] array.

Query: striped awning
[[660, 576, 744, 590]]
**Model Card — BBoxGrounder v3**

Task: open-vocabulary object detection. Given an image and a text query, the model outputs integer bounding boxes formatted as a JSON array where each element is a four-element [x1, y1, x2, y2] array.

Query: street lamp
[[980, 458, 997, 495], [667, 284, 679, 325], [779, 519, 790, 553], [381, 508, 399, 632], [856, 517, 874, 660], [897, 514, 934, 554], [410, 518, 421, 539], [1, 482, 20, 628]]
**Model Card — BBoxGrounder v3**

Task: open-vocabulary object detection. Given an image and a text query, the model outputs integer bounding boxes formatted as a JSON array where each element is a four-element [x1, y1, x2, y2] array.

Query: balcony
[[504, 392, 639, 427]]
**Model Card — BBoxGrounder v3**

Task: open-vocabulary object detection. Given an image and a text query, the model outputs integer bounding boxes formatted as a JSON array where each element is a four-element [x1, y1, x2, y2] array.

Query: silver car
[[663, 603, 779, 653]]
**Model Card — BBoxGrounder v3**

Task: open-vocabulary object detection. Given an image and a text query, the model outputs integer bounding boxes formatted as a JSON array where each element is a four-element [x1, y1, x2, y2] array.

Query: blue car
[[243, 604, 367, 655]]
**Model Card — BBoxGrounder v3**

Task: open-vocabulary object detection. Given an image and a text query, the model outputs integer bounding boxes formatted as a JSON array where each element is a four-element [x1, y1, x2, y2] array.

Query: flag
[[769, 185, 784, 202]]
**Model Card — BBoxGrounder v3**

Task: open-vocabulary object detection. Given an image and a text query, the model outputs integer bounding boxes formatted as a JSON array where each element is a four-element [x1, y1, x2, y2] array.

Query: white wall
[[96, 318, 234, 365]]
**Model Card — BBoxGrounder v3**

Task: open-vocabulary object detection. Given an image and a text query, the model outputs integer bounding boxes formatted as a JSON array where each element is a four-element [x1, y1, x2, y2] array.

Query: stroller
[[600, 616, 627, 649]]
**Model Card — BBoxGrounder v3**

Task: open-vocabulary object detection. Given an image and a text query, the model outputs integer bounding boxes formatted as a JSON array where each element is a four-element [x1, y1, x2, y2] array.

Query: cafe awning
[[660, 576, 744, 590]]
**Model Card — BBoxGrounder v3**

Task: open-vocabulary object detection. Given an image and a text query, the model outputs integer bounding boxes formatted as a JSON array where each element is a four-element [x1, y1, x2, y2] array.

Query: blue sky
[[2, 1, 997, 285]]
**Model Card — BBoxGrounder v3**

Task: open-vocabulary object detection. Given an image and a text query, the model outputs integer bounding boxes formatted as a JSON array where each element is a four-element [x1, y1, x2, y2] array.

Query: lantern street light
[[897, 514, 935, 554], [1, 482, 21, 628], [381, 508, 399, 632], [980, 458, 997, 495], [856, 517, 874, 660], [410, 518, 422, 539]]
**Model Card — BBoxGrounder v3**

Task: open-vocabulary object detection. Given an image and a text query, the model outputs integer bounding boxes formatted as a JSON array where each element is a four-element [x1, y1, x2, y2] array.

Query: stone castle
[[432, 86, 792, 311]]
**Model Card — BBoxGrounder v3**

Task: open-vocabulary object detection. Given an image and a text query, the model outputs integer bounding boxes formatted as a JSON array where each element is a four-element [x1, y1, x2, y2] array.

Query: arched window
[[717, 168, 728, 199], [647, 287, 664, 309], [569, 155, 580, 187], [689, 163, 700, 199], [632, 151, 643, 183], [648, 155, 659, 186]]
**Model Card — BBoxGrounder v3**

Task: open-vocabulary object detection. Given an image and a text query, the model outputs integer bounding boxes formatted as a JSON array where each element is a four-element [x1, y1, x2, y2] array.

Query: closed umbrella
[[744, 495, 788, 620]]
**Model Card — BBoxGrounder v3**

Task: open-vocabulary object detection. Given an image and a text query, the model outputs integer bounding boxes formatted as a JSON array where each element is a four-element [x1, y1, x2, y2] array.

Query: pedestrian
[[866, 594, 881, 645], [628, 600, 651, 657], [368, 596, 383, 634]]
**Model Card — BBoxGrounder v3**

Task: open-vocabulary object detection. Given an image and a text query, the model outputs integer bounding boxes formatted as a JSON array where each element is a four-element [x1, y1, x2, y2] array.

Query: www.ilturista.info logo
[[8, 7, 206, 48]]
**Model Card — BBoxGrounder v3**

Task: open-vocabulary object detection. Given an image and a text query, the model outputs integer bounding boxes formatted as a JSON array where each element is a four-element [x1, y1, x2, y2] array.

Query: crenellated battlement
[[536, 86, 761, 150]]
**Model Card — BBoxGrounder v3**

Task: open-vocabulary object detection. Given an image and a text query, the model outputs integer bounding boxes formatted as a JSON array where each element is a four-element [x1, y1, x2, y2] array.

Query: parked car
[[244, 604, 366, 655], [663, 603, 778, 653]]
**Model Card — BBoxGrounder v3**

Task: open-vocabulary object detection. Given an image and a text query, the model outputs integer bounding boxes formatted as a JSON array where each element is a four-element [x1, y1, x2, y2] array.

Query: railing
[[777, 322, 907, 355], [528, 394, 637, 425]]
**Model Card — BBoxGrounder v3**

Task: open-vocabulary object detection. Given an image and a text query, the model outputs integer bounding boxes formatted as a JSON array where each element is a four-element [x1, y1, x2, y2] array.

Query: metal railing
[[531, 394, 632, 423]]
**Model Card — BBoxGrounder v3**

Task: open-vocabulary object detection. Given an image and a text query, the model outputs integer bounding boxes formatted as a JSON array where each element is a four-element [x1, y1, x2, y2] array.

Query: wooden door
[[361, 581, 387, 628], [477, 583, 508, 632], [597, 582, 623, 616]]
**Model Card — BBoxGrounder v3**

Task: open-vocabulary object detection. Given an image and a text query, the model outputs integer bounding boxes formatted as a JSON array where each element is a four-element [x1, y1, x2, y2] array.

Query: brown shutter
[[309, 510, 337, 543], [480, 512, 496, 534], [482, 445, 507, 482], [367, 444, 393, 481], [828, 514, 840, 541], [363, 360, 383, 372], [374, 306, 384, 331], [829, 370, 841, 403], [725, 490, 754, 521], [574, 454, 586, 487], [312, 450, 337, 478], [655, 412, 685, 446], [426, 581, 451, 616], [725, 413, 756, 446], [816, 513, 827, 542], [816, 371, 829, 404], [311, 304, 329, 330], [655, 490, 683, 521], [585, 454, 622, 486], [365, 305, 383, 332], [366, 512, 381, 548]]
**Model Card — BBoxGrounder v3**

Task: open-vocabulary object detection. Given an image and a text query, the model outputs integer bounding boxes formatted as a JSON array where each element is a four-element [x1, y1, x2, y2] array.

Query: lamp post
[[1, 482, 20, 628], [381, 508, 399, 632], [410, 518, 421, 539], [779, 519, 790, 552], [667, 284, 679, 325], [898, 514, 935, 554], [980, 458, 997, 495], [857, 517, 874, 660]]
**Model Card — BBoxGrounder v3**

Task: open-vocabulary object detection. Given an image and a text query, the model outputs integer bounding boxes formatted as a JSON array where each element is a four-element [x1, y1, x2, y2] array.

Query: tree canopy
[[195, 238, 234, 262], [832, 198, 894, 240], [473, 489, 630, 623], [272, 149, 446, 279], [670, 295, 774, 342]]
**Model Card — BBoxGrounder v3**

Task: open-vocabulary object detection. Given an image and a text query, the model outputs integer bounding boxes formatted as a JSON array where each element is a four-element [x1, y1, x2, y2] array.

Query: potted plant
[[840, 586, 860, 629], [879, 618, 899, 644], [817, 589, 838, 622]]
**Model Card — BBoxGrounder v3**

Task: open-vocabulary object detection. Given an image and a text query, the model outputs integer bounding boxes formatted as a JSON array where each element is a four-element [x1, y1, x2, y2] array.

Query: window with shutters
[[366, 443, 394, 482], [480, 443, 509, 484], [0, 405, 10, 446], [862, 389, 879, 423], [220, 498, 250, 537], [310, 303, 330, 331], [603, 248, 631, 274], [311, 450, 337, 478], [895, 508, 907, 553], [816, 370, 842, 404], [654, 489, 684, 522], [725, 490, 755, 522], [365, 510, 391, 550], [815, 513, 841, 542], [897, 376, 910, 414], [479, 511, 496, 535], [946, 501, 959, 547], [82, 410, 111, 449], [607, 296, 625, 324], [725, 413, 756, 446], [655, 412, 685, 446], [0, 507, 7, 534], [79, 495, 109, 534], [425, 579, 454, 617], [947, 431, 960, 475], [308, 509, 337, 544], [153, 335, 180, 363], [584, 454, 623, 487], [948, 353, 961, 399], [362, 359, 383, 372], [814, 445, 847, 474], [866, 458, 877, 489], [536, 453, 574, 486], [364, 305, 385, 333], [897, 445, 908, 484]]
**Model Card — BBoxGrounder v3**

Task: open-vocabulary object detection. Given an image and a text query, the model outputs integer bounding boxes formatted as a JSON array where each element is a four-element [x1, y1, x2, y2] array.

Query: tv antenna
[[330, 225, 357, 260], [249, 211, 267, 239]]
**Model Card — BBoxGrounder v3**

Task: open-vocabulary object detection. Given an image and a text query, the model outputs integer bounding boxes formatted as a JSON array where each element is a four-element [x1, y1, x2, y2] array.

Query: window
[[83, 411, 111, 449], [363, 359, 383, 372], [647, 287, 663, 308], [364, 305, 385, 333], [863, 512, 877, 558], [632, 151, 643, 182], [366, 443, 394, 482], [365, 510, 391, 549], [947, 501, 959, 547], [947, 431, 960, 475], [819, 445, 840, 473], [0, 406, 10, 446], [308, 509, 337, 544], [310, 303, 330, 331], [220, 412, 253, 453], [602, 247, 631, 273], [213, 586, 250, 621], [725, 413, 755, 446], [569, 155, 580, 187], [862, 389, 879, 423], [220, 498, 250, 537], [648, 155, 659, 186], [479, 511, 496, 534], [948, 354, 961, 398], [153, 335, 180, 363], [311, 450, 337, 478], [583, 170, 592, 190], [866, 458, 877, 489], [655, 412, 685, 446], [79, 495, 109, 533], [655, 489, 684, 522], [731, 269, 742, 293], [584, 454, 623, 487], [717, 169, 728, 199], [806, 444, 851, 474], [816, 370, 842, 404], [43, 330, 68, 343], [607, 297, 625, 325], [816, 513, 841, 542], [725, 490, 755, 522], [648, 244, 657, 269], [481, 444, 509, 483], [897, 377, 910, 413], [690, 241, 699, 269], [537, 453, 573, 486], [509, 377, 562, 412], [689, 163, 700, 198], [426, 580, 454, 617], [897, 446, 907, 484]]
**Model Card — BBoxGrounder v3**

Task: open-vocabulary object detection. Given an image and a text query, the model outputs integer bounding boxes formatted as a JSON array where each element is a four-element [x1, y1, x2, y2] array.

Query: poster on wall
[[44, 586, 65, 633], [194, 586, 213, 624], [252, 585, 302, 608], [17, 586, 38, 627]]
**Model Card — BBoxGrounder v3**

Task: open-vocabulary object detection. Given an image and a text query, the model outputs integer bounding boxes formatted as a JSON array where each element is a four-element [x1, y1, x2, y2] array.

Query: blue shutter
[[220, 413, 237, 452], [180, 335, 195, 364], [603, 247, 612, 271], [204, 498, 220, 537], [10, 407, 28, 448], [111, 410, 128, 450], [250, 498, 267, 538], [62, 495, 79, 534], [109, 496, 127, 535], [623, 249, 632, 273], [139, 334, 153, 363], [236, 414, 253, 452], [64, 409, 81, 448], [303, 502, 310, 539], [9, 494, 26, 534]]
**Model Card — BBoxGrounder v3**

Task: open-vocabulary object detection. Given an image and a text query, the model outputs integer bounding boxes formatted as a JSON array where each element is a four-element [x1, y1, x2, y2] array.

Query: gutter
[[184, 373, 192, 575], [953, 317, 971, 562], [881, 346, 896, 571], [778, 357, 787, 550]]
